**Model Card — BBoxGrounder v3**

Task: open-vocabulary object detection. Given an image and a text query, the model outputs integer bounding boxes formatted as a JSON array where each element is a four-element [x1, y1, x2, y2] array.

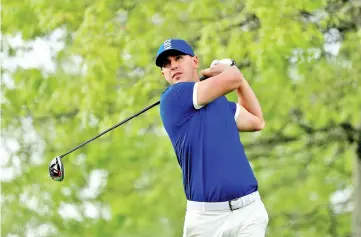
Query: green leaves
[[2, 0, 360, 236]]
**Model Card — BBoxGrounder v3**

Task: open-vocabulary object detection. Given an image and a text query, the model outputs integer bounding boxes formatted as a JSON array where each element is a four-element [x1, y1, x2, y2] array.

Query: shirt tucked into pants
[[183, 191, 269, 237]]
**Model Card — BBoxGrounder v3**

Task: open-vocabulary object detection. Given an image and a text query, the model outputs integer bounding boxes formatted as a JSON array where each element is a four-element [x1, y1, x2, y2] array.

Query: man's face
[[161, 53, 199, 85]]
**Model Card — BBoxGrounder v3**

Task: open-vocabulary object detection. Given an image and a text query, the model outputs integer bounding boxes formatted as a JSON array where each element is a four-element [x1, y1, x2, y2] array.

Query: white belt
[[186, 191, 260, 211]]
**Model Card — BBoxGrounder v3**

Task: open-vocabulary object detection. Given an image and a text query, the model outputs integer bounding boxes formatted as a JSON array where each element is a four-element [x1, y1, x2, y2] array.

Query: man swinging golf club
[[157, 39, 269, 237]]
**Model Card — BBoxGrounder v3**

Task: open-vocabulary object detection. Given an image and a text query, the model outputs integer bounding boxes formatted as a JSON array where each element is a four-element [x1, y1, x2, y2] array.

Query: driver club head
[[49, 156, 64, 181]]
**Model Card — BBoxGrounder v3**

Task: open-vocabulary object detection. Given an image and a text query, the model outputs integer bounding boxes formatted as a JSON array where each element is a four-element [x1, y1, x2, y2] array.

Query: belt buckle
[[228, 197, 240, 211]]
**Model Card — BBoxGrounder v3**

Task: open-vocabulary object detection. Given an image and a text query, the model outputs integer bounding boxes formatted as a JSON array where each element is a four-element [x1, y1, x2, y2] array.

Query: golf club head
[[49, 156, 64, 181]]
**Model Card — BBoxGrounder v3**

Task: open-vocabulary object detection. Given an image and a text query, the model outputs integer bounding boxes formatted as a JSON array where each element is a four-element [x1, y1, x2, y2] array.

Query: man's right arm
[[195, 65, 244, 108]]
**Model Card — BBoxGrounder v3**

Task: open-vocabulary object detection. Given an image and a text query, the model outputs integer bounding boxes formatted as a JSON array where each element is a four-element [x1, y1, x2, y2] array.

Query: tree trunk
[[352, 1, 361, 234], [353, 137, 361, 237]]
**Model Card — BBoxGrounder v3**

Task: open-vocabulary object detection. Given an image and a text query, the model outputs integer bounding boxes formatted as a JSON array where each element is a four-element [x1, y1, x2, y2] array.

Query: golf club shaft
[[59, 80, 208, 159], [58, 73, 214, 159], [59, 100, 160, 159]]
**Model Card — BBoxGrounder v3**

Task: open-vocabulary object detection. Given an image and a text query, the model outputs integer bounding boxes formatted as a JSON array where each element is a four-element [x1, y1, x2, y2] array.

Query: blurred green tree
[[2, 0, 360, 236]]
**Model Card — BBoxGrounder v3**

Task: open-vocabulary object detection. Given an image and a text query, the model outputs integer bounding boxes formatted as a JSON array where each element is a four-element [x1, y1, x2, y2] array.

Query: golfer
[[156, 38, 269, 237]]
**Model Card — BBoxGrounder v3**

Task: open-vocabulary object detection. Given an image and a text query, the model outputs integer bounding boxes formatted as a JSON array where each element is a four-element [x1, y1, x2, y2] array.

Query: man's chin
[[173, 77, 192, 84]]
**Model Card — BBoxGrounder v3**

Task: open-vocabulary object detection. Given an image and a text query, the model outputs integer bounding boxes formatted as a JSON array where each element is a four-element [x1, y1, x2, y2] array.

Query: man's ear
[[192, 56, 199, 69]]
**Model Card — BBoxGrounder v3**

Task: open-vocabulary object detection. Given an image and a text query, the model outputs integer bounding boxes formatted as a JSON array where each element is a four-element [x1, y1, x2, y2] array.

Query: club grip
[[200, 75, 208, 81]]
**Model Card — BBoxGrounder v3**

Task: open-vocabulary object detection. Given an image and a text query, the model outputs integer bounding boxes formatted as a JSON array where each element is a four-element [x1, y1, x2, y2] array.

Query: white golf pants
[[182, 192, 269, 237]]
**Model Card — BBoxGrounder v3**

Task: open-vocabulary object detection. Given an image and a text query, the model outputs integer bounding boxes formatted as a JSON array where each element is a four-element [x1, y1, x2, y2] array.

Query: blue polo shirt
[[160, 82, 258, 202]]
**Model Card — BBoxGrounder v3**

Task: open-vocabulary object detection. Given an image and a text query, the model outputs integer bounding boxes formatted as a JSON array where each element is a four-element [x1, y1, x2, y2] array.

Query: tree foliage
[[2, 0, 360, 236]]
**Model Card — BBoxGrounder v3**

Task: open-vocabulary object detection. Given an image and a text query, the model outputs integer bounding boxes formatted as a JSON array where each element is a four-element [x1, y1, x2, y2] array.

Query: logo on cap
[[164, 39, 172, 50]]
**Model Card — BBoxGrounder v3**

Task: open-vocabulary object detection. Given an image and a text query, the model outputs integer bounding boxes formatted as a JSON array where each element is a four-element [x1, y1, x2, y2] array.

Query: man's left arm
[[234, 80, 265, 132]]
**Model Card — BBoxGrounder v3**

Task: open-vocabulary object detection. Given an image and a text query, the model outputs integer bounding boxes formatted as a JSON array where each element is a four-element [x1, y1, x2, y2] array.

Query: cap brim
[[156, 49, 188, 67]]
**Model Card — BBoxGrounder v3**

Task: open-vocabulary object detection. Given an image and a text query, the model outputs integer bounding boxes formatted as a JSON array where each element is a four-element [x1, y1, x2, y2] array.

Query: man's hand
[[200, 59, 238, 78], [200, 63, 232, 78]]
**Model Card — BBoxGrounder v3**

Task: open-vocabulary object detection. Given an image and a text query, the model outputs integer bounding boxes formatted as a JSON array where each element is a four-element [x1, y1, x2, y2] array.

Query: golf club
[[49, 59, 235, 181], [48, 101, 160, 181]]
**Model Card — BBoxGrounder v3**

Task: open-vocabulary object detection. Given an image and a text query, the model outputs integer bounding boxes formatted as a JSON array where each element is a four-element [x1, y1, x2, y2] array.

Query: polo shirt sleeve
[[192, 82, 204, 109], [160, 82, 197, 127], [228, 101, 241, 121]]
